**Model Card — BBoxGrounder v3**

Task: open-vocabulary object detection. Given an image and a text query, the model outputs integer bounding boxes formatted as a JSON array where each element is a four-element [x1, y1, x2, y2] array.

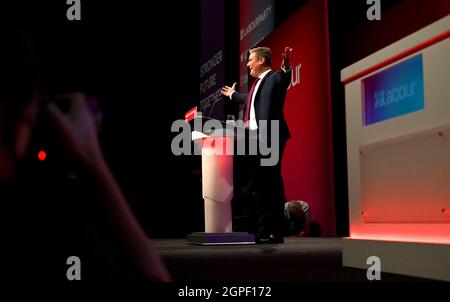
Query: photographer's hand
[[46, 93, 171, 282], [46, 92, 103, 169]]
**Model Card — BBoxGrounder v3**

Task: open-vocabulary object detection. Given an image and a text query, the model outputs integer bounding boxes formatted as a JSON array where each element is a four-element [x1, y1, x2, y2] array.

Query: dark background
[[4, 0, 449, 238], [4, 1, 203, 237]]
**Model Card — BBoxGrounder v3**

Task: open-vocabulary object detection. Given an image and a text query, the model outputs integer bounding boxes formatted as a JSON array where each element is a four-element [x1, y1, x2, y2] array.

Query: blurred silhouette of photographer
[[0, 28, 170, 281]]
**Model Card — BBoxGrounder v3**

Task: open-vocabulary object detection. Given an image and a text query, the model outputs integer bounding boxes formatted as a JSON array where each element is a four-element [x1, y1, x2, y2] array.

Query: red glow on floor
[[38, 150, 47, 161], [349, 224, 450, 245]]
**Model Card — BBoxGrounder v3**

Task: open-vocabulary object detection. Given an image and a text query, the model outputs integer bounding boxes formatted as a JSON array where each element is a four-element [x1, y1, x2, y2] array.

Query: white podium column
[[187, 125, 255, 245], [201, 136, 234, 233]]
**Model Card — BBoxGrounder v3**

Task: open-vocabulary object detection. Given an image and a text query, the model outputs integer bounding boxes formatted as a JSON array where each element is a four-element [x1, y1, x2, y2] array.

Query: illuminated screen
[[362, 54, 425, 126]]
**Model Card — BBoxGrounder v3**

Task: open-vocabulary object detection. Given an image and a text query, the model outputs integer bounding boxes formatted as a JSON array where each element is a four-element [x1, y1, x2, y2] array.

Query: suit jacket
[[232, 69, 292, 142]]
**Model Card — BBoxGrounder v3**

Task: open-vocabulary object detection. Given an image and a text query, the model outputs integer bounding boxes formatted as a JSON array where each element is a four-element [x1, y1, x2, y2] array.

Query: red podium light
[[185, 106, 197, 123], [38, 150, 47, 161]]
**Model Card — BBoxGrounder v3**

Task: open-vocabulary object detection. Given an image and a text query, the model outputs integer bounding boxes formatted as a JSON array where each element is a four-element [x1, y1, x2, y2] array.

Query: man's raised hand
[[282, 47, 293, 70]]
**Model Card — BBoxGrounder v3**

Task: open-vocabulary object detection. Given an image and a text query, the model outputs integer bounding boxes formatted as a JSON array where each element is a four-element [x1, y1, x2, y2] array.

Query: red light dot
[[443, 209, 450, 217], [38, 150, 47, 161]]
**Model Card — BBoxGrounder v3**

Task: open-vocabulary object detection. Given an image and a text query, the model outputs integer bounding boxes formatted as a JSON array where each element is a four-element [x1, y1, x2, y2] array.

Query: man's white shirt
[[230, 69, 270, 130], [230, 67, 290, 130]]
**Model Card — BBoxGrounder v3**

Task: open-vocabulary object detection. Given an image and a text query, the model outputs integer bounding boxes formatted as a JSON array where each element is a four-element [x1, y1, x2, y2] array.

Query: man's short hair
[[249, 47, 272, 67], [284, 200, 310, 235]]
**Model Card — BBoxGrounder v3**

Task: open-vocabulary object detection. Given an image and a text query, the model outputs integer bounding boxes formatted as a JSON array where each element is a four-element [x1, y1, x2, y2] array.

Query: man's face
[[247, 52, 263, 78]]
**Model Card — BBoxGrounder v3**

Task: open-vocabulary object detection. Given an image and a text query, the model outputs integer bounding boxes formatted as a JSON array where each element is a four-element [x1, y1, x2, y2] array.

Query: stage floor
[[153, 237, 429, 282]]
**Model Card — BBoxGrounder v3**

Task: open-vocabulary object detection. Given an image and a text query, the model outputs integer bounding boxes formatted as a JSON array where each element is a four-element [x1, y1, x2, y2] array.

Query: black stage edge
[[187, 232, 255, 245]]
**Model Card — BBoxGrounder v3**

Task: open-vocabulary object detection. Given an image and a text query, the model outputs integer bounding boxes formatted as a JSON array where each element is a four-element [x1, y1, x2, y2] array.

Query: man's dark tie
[[243, 78, 260, 124]]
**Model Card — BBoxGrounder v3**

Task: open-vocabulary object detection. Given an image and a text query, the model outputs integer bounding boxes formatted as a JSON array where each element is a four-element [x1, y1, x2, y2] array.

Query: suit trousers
[[232, 128, 287, 236]]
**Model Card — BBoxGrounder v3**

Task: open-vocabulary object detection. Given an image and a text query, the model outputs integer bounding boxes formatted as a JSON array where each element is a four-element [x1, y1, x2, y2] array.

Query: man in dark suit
[[221, 46, 292, 243]]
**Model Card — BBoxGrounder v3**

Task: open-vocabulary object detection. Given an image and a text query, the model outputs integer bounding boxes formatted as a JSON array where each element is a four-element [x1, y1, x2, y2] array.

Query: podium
[[186, 117, 255, 245], [341, 16, 450, 280]]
